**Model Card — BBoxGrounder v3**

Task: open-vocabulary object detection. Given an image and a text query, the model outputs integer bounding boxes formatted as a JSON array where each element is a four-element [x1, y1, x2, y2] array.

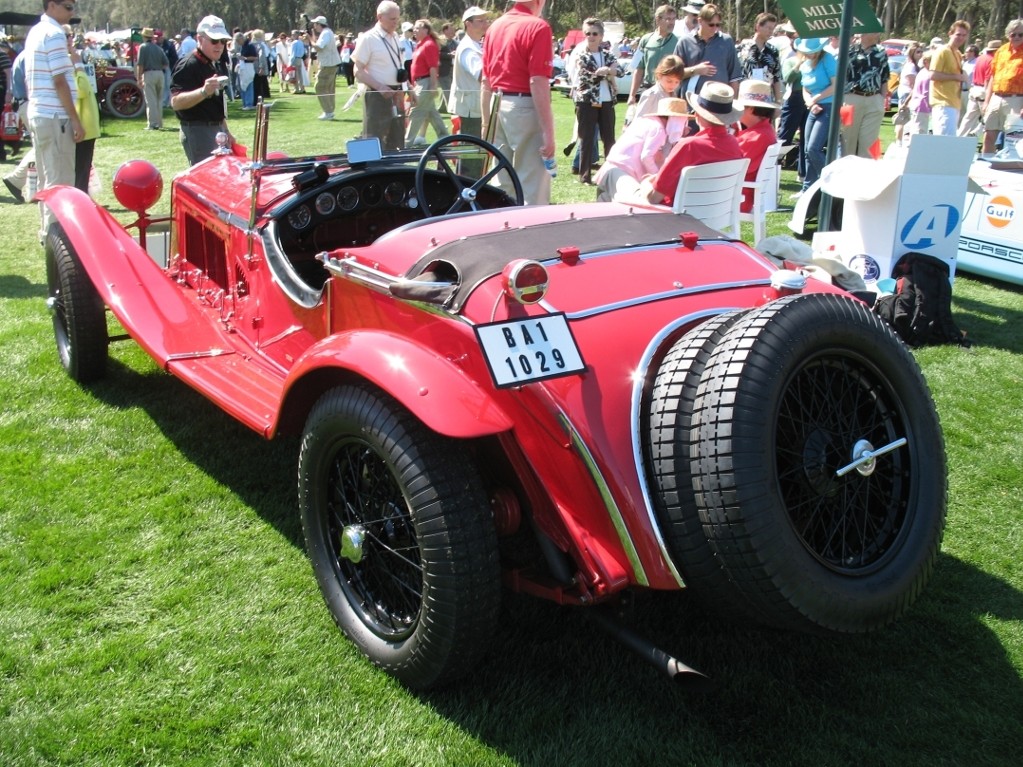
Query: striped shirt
[[25, 14, 77, 119]]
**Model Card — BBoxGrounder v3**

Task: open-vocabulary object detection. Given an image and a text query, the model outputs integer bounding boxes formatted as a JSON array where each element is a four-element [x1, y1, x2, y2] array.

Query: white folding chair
[[739, 142, 783, 246], [670, 158, 750, 237]]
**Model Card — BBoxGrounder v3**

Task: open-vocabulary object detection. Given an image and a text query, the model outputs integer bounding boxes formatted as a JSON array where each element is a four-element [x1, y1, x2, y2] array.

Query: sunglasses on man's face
[[585, 31, 601, 37]]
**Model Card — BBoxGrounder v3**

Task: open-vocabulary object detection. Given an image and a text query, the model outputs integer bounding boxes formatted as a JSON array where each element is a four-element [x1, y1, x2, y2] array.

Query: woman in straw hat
[[794, 37, 836, 196], [735, 79, 780, 212], [595, 96, 689, 201], [639, 81, 743, 205]]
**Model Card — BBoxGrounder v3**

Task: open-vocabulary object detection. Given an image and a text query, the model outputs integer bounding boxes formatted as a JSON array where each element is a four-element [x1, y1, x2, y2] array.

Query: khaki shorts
[[983, 94, 1023, 131]]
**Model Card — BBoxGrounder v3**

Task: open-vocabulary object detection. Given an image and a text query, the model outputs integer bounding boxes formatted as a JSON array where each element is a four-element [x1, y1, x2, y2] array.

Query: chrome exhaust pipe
[[586, 606, 714, 692]]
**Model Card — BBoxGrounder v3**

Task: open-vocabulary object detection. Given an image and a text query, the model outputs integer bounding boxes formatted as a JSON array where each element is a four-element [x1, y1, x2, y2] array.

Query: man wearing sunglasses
[[674, 3, 741, 96], [170, 15, 234, 166], [23, 0, 83, 237], [982, 21, 1023, 156]]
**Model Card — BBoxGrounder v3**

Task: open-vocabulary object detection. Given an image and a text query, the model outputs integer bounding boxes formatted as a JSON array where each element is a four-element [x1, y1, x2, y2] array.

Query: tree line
[[5, 0, 1023, 46]]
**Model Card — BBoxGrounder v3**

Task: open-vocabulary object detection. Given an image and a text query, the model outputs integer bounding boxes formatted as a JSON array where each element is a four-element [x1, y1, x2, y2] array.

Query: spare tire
[[678, 293, 945, 633], [646, 311, 766, 622]]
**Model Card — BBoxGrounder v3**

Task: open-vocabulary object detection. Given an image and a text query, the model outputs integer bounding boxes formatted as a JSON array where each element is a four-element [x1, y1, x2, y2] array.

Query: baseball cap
[[196, 15, 231, 41], [401, 21, 414, 32], [311, 15, 328, 25], [462, 6, 487, 22]]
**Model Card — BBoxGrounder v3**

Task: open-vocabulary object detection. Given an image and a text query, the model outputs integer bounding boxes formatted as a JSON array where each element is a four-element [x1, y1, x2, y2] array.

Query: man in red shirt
[[640, 81, 742, 205], [481, 0, 555, 205]]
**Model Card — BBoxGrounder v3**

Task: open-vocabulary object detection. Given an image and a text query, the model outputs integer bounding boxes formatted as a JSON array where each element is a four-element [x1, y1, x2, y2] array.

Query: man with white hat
[[449, 7, 489, 140], [310, 14, 341, 119], [734, 80, 779, 212], [679, 2, 704, 36], [170, 15, 234, 165], [640, 80, 743, 205]]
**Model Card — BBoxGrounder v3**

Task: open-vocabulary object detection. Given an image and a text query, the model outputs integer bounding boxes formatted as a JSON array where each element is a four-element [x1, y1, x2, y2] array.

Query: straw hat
[[794, 37, 826, 55], [735, 80, 780, 110], [986, 39, 1003, 52], [685, 81, 744, 126], [655, 97, 690, 118], [141, 27, 154, 39]]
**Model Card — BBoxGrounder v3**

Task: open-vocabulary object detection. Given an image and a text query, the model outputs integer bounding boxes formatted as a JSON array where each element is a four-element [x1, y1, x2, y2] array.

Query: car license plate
[[475, 313, 586, 388]]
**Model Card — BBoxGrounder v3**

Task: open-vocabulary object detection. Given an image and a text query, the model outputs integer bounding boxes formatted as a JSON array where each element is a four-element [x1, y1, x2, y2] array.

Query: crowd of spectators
[[5, 2, 1023, 210]]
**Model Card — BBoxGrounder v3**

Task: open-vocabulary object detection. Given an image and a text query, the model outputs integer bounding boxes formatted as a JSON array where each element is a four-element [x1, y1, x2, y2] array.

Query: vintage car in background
[[41, 107, 948, 689], [84, 51, 145, 119]]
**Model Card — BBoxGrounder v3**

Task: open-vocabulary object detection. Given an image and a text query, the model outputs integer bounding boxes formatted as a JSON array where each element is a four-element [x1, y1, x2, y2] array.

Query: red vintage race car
[[40, 108, 947, 690]]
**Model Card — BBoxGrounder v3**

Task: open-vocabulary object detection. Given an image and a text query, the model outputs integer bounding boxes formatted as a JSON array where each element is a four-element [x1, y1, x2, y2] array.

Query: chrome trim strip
[[556, 411, 649, 587], [563, 278, 773, 320], [325, 255, 398, 292], [629, 307, 745, 589]]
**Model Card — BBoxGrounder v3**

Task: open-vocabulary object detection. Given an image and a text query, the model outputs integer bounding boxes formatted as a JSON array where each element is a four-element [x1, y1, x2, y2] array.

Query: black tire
[[687, 293, 946, 633], [646, 311, 765, 620], [298, 384, 501, 689], [103, 78, 145, 119], [46, 224, 108, 383]]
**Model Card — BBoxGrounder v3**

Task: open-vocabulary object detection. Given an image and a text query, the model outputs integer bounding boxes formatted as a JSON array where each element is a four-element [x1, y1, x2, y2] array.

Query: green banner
[[777, 0, 883, 37]]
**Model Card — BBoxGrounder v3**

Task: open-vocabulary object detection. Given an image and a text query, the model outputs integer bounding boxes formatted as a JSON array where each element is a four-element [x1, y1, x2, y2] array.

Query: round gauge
[[287, 204, 312, 230], [384, 181, 406, 206], [315, 192, 336, 216], [362, 182, 382, 207], [337, 186, 359, 211]]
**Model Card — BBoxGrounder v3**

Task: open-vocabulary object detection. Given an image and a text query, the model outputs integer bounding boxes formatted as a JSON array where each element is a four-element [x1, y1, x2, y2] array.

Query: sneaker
[[792, 190, 805, 200], [317, 112, 334, 120], [3, 177, 24, 204]]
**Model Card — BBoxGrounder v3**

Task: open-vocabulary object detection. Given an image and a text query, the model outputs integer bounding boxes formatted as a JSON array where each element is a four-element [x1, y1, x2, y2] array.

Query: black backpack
[[874, 253, 970, 347]]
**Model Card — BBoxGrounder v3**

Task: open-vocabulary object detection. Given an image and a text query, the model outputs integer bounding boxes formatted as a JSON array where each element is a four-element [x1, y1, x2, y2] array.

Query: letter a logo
[[900, 205, 960, 250]]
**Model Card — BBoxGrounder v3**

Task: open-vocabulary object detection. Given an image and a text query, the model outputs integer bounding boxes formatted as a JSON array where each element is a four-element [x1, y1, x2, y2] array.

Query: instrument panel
[[277, 169, 515, 253]]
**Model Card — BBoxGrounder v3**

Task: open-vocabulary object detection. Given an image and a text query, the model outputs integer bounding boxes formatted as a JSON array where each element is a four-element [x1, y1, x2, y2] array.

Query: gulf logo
[[985, 196, 1015, 228]]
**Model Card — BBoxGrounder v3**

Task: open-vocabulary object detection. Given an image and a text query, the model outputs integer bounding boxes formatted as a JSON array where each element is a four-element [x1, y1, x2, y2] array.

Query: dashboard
[[275, 168, 517, 257]]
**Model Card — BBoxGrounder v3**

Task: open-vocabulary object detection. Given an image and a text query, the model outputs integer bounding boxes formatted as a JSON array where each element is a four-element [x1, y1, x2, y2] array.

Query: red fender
[[282, 330, 514, 438], [39, 186, 233, 363]]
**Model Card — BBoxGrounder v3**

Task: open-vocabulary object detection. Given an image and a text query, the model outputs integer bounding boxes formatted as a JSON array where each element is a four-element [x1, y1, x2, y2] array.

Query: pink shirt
[[599, 115, 669, 181]]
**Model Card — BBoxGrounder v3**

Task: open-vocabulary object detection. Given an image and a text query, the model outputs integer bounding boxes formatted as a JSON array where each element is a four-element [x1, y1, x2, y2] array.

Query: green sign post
[[776, 1, 884, 231], [776, 0, 883, 37]]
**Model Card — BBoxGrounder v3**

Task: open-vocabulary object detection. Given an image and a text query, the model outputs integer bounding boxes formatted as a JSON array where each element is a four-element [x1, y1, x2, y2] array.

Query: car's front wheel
[[298, 384, 501, 689], [46, 224, 108, 383]]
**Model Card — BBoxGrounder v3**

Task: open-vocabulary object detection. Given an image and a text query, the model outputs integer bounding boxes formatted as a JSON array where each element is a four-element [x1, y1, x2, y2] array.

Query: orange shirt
[[990, 44, 1023, 95]]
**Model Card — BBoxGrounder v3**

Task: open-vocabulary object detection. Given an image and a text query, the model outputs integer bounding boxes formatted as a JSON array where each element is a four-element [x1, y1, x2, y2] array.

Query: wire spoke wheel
[[327, 440, 423, 640], [299, 384, 500, 688]]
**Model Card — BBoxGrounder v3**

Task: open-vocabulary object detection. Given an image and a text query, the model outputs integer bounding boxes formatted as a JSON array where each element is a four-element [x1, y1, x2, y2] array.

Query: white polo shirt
[[354, 25, 404, 89], [25, 14, 77, 120]]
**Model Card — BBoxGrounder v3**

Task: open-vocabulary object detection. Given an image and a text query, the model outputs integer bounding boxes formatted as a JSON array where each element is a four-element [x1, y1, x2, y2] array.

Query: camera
[[396, 68, 408, 84], [215, 75, 229, 90]]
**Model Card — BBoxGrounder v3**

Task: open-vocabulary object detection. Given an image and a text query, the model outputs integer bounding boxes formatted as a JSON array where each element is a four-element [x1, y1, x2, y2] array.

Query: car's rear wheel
[[103, 78, 145, 119], [298, 384, 501, 689], [46, 224, 108, 383], [682, 294, 946, 633]]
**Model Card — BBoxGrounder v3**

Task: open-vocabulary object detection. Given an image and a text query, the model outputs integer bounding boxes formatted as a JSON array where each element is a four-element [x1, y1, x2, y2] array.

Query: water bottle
[[543, 156, 557, 178], [26, 162, 37, 202]]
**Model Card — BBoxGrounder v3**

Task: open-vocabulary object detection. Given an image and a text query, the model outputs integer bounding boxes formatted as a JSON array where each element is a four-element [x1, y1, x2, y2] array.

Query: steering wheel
[[414, 134, 524, 217]]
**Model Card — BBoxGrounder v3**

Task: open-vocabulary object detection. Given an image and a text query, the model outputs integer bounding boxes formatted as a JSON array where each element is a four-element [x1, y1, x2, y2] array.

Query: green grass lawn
[[1, 89, 1021, 766]]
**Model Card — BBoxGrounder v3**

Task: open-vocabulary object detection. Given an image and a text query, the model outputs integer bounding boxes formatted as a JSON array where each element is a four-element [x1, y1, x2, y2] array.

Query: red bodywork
[[42, 149, 845, 604]]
